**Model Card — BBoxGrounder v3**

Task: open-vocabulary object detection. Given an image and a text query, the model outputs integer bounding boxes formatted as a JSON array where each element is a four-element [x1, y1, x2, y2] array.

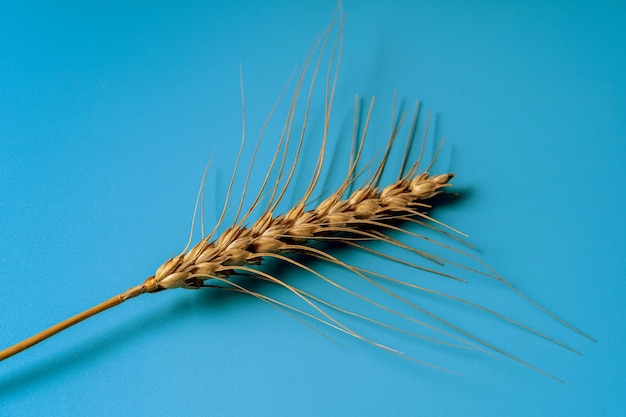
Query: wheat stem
[[0, 277, 158, 361]]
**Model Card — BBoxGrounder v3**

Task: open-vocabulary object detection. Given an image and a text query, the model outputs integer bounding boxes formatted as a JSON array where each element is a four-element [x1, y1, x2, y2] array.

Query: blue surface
[[1, 1, 625, 416]]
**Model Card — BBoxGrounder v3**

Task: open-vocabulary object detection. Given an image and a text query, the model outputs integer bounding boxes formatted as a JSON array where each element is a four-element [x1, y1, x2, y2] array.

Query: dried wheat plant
[[0, 6, 593, 381]]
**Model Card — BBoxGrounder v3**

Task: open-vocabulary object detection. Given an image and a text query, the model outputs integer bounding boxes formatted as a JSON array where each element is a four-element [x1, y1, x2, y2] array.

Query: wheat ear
[[0, 5, 592, 381]]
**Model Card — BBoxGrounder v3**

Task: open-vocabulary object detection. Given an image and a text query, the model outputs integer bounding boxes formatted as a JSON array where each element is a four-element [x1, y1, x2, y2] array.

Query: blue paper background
[[1, 1, 624, 416]]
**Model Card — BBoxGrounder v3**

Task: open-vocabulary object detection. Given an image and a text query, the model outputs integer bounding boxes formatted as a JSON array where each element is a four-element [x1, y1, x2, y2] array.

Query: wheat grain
[[0, 4, 592, 381]]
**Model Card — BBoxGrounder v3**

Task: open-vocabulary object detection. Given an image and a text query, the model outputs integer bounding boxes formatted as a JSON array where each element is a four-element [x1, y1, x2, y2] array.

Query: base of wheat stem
[[0, 277, 161, 361]]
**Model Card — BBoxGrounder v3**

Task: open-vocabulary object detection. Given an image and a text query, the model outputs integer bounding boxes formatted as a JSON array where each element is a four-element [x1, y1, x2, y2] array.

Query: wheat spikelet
[[0, 4, 593, 381]]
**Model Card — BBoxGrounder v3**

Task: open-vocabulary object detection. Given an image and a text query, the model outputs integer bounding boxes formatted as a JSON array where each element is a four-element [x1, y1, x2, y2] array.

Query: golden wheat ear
[[0, 3, 592, 382]]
